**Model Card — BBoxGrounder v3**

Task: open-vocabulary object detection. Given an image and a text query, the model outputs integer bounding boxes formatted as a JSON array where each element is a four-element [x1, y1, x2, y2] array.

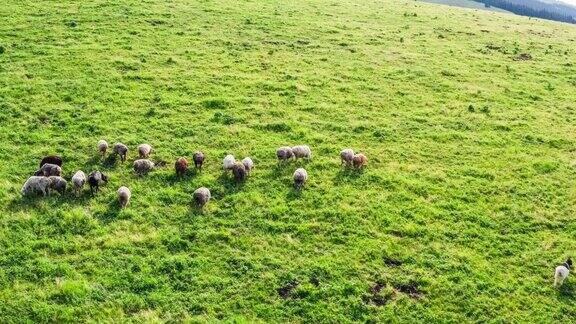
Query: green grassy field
[[1, 0, 575, 321]]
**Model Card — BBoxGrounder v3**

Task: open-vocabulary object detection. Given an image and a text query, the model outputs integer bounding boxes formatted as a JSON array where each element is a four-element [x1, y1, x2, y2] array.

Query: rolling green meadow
[[1, 0, 576, 321]]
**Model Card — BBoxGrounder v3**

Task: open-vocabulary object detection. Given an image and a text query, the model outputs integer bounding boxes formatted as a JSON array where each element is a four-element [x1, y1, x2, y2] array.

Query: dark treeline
[[473, 0, 576, 23]]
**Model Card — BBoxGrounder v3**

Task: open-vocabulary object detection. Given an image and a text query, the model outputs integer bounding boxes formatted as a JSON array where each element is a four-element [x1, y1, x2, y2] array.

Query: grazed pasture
[[0, 0, 575, 321]]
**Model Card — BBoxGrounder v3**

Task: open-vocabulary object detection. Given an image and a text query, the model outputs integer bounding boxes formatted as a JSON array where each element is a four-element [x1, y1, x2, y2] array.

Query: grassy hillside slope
[[1, 0, 575, 321]]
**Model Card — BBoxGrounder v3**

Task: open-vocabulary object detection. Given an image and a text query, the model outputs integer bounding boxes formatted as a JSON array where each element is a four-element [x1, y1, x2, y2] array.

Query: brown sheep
[[353, 153, 367, 169], [40, 156, 62, 168], [193, 151, 205, 170], [232, 162, 247, 183], [175, 157, 188, 177]]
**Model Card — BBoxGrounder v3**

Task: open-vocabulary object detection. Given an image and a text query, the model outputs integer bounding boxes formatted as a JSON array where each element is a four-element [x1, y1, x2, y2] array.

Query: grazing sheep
[[276, 146, 294, 162], [117, 186, 131, 209], [554, 258, 572, 287], [133, 159, 154, 175], [71, 170, 86, 196], [242, 157, 254, 173], [88, 171, 108, 195], [175, 157, 188, 177], [193, 187, 211, 208], [21, 176, 51, 197], [340, 148, 354, 167], [223, 154, 235, 173], [353, 153, 368, 169], [97, 140, 108, 156], [35, 163, 62, 177], [113, 143, 128, 163], [193, 151, 205, 170], [293, 168, 308, 190], [48, 176, 67, 195], [138, 144, 152, 158], [40, 155, 63, 168], [292, 145, 312, 160], [232, 162, 247, 183]]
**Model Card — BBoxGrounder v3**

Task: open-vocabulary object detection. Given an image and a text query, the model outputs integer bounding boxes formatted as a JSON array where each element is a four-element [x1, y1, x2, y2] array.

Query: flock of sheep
[[19, 140, 573, 287], [20, 141, 368, 210]]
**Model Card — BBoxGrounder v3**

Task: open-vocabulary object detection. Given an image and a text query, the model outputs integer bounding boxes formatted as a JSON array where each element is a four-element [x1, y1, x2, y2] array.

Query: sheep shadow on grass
[[332, 167, 364, 184], [188, 204, 208, 217], [83, 154, 118, 171], [556, 282, 575, 300], [8, 189, 95, 213], [164, 169, 200, 185], [96, 199, 122, 224], [217, 173, 245, 194], [285, 187, 304, 200]]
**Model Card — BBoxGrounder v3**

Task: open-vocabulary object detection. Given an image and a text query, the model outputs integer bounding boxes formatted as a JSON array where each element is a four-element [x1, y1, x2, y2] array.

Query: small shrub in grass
[[202, 98, 229, 110], [52, 280, 89, 304]]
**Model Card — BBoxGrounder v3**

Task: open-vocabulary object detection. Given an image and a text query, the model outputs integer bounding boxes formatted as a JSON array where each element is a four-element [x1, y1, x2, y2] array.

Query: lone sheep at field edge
[[118, 186, 131, 209], [35, 163, 62, 177], [134, 159, 154, 175], [276, 146, 294, 162], [48, 176, 67, 195], [193, 187, 211, 208], [353, 153, 367, 169], [40, 155, 63, 168], [223, 154, 235, 173], [242, 157, 254, 173], [340, 148, 354, 167], [138, 143, 152, 158], [113, 143, 128, 163], [193, 151, 205, 170], [88, 171, 108, 195], [175, 157, 188, 177], [292, 145, 311, 160], [293, 168, 308, 190], [71, 170, 86, 196], [21, 176, 51, 197], [554, 258, 572, 287], [97, 140, 108, 156]]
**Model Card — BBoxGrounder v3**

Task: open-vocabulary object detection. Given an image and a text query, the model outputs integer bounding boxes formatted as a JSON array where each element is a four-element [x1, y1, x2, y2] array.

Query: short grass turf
[[1, 0, 576, 322]]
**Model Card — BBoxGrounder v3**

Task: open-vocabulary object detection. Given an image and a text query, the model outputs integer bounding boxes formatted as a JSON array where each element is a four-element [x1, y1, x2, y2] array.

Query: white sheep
[[113, 143, 129, 163], [292, 145, 311, 160], [223, 154, 235, 173], [242, 157, 254, 173], [340, 148, 354, 167], [133, 159, 154, 175], [48, 176, 67, 195], [138, 144, 152, 158], [276, 146, 294, 162], [193, 187, 211, 208], [554, 258, 572, 287], [293, 168, 308, 190], [21, 176, 51, 196], [118, 186, 131, 209], [35, 163, 62, 177], [71, 171, 86, 196], [97, 140, 108, 156]]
